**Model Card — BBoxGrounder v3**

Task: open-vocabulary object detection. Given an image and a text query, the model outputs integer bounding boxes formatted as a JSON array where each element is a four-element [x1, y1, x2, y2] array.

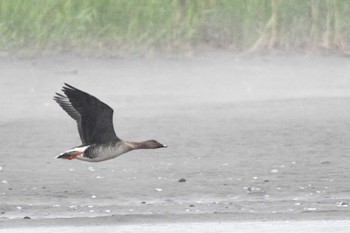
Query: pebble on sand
[[304, 207, 317, 211], [178, 178, 186, 182], [337, 202, 349, 207]]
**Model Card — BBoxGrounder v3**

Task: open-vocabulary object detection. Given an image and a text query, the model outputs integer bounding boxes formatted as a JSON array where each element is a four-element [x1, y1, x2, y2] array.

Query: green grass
[[0, 0, 350, 56]]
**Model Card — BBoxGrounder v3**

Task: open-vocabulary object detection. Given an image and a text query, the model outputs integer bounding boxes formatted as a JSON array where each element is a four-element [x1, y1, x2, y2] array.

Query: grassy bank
[[0, 0, 350, 56]]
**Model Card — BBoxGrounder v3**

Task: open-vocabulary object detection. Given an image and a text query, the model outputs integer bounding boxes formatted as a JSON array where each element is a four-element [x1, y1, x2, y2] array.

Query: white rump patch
[[56, 145, 90, 159], [74, 145, 90, 152]]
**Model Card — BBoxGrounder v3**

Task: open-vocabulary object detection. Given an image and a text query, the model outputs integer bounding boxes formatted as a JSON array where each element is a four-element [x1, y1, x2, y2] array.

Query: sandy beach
[[2, 220, 350, 233], [0, 53, 350, 231]]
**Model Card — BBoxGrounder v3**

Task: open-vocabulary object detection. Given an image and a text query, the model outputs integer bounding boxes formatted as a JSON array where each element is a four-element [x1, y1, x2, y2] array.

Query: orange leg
[[66, 151, 83, 160]]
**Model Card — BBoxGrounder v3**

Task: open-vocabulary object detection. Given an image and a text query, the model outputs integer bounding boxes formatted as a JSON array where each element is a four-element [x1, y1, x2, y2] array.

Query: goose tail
[[56, 146, 90, 160]]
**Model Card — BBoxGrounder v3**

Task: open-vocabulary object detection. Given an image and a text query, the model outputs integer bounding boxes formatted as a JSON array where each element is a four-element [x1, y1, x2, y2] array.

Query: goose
[[54, 83, 166, 162]]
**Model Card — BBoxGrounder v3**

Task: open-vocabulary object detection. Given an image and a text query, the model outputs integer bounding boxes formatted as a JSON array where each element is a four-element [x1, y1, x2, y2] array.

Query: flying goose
[[54, 83, 166, 162]]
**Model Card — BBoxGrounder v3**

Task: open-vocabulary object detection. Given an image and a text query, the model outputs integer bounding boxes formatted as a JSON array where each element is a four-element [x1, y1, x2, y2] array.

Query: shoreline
[[1, 54, 350, 231], [2, 211, 350, 229]]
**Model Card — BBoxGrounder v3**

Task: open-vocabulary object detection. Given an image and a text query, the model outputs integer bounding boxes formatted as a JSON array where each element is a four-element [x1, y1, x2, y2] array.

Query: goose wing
[[54, 83, 120, 144], [53, 92, 84, 142]]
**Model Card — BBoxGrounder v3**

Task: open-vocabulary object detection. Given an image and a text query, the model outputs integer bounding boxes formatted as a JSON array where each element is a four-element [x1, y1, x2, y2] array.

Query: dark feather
[[54, 83, 120, 144]]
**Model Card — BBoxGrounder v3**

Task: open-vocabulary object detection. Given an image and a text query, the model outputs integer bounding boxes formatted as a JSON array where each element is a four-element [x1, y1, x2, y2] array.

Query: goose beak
[[163, 144, 168, 148]]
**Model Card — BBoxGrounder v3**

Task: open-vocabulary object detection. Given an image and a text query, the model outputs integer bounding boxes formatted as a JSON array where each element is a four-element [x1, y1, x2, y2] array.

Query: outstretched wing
[[53, 92, 84, 142], [53, 83, 120, 144]]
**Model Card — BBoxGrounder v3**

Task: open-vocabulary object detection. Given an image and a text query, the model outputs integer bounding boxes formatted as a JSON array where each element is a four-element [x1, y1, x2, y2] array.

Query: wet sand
[[1, 214, 350, 232], [0, 53, 350, 231], [1, 213, 350, 232], [2, 219, 350, 233]]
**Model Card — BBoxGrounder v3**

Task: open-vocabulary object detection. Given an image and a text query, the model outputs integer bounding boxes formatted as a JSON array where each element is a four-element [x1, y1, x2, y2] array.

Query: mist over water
[[0, 53, 350, 221]]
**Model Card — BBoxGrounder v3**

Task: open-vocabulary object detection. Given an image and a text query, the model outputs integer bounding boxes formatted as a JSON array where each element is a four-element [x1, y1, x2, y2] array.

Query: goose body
[[54, 83, 166, 162]]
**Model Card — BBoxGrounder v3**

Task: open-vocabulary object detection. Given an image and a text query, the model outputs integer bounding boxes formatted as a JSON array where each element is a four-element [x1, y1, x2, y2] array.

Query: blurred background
[[0, 0, 350, 56], [1, 0, 350, 222]]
